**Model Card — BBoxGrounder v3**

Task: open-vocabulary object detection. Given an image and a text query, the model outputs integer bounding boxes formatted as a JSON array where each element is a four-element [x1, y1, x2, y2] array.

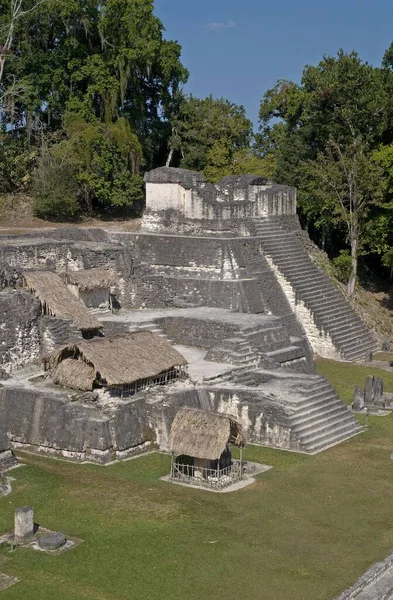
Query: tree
[[41, 114, 144, 213], [166, 95, 253, 181], [258, 50, 393, 292], [308, 137, 383, 294], [1, 0, 188, 164]]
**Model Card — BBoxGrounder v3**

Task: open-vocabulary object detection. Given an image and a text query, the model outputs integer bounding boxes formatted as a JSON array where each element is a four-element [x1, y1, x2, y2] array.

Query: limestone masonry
[[0, 167, 379, 464]]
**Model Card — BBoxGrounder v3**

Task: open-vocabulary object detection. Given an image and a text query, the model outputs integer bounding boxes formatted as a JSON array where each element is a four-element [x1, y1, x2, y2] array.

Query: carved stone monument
[[364, 376, 375, 405], [353, 386, 365, 411]]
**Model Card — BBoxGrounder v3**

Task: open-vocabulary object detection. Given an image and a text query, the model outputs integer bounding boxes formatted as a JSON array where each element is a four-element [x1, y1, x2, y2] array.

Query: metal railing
[[170, 459, 244, 490]]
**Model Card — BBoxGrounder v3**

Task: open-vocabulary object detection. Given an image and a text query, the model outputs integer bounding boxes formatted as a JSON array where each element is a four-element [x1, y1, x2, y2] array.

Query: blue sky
[[154, 0, 393, 127]]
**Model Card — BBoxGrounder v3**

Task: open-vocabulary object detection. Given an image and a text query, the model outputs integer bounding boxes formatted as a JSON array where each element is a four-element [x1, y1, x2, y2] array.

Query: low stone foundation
[[0, 423, 17, 471]]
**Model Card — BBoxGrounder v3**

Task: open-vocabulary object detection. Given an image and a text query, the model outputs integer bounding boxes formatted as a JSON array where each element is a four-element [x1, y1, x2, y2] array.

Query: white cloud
[[206, 20, 238, 31]]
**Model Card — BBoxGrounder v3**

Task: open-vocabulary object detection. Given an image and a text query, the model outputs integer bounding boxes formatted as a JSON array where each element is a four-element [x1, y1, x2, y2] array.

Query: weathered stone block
[[38, 532, 66, 550], [353, 386, 365, 411], [14, 507, 34, 540], [364, 376, 375, 405]]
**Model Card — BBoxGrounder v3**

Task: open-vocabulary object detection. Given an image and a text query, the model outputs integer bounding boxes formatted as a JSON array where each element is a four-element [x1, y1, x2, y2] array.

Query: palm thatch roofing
[[65, 269, 116, 291], [52, 358, 97, 392], [50, 331, 187, 389], [169, 407, 245, 461], [23, 271, 102, 332]]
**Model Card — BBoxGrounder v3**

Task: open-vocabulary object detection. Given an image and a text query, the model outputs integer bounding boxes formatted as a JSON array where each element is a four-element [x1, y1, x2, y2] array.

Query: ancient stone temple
[[0, 167, 378, 462]]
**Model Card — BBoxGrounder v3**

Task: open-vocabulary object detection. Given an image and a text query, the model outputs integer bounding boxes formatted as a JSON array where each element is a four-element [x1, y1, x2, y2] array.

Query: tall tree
[[166, 95, 254, 181], [0, 0, 189, 212], [1, 0, 188, 162], [259, 51, 393, 293]]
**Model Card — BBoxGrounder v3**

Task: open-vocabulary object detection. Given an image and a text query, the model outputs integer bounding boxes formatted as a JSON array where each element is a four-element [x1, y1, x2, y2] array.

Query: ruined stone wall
[[0, 377, 304, 463], [159, 317, 238, 348], [39, 317, 82, 358], [148, 386, 300, 453], [0, 422, 16, 471], [0, 236, 133, 307], [109, 233, 264, 312], [0, 387, 152, 463], [143, 168, 297, 235], [0, 290, 41, 373]]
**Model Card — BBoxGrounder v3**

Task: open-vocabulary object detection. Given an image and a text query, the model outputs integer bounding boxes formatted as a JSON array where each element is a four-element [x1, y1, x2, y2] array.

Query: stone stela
[[14, 507, 34, 541]]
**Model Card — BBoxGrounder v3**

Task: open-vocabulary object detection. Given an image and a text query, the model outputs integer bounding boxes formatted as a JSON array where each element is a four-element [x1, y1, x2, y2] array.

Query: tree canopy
[[258, 50, 393, 292], [2, 1, 393, 292]]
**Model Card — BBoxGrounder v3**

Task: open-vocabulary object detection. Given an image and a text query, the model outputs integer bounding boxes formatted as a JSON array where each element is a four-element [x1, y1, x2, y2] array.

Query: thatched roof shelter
[[52, 358, 97, 392], [169, 407, 245, 461], [49, 331, 187, 390], [23, 271, 102, 332], [65, 269, 116, 291]]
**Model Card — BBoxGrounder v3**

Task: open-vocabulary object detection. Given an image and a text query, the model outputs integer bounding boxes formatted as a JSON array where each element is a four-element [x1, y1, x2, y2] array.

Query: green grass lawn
[[316, 357, 393, 404], [2, 362, 393, 599]]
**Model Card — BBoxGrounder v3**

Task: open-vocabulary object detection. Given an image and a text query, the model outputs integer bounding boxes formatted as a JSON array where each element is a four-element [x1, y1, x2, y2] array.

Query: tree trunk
[[166, 147, 174, 168], [347, 223, 358, 296]]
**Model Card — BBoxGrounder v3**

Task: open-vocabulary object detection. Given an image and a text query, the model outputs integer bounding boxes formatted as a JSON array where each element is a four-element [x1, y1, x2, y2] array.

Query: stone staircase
[[204, 320, 309, 371], [287, 376, 363, 453], [39, 316, 82, 357], [205, 336, 260, 368], [129, 320, 172, 343], [249, 218, 379, 361], [207, 367, 363, 453]]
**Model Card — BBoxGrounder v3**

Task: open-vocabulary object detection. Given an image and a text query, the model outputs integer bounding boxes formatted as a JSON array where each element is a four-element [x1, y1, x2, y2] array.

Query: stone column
[[353, 386, 365, 411], [364, 376, 374, 405]]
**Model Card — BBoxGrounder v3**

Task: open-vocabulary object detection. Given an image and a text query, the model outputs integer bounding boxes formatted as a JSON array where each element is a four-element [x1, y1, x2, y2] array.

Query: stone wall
[[0, 236, 132, 307], [148, 385, 300, 453], [0, 422, 17, 471], [0, 290, 41, 373], [142, 168, 296, 235], [39, 317, 82, 359], [0, 377, 306, 463], [0, 387, 152, 463]]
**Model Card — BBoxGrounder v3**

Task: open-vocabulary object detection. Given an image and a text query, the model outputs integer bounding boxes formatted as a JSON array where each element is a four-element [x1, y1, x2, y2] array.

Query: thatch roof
[[52, 358, 96, 392], [50, 331, 187, 388], [66, 269, 116, 291], [169, 407, 245, 460], [23, 270, 102, 332]]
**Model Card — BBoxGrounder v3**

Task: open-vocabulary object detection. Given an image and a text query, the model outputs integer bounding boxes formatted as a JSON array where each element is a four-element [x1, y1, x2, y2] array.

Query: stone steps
[[290, 400, 345, 425], [303, 423, 363, 453], [285, 374, 363, 451], [302, 421, 363, 453], [293, 407, 354, 436], [251, 218, 378, 361], [129, 321, 171, 342]]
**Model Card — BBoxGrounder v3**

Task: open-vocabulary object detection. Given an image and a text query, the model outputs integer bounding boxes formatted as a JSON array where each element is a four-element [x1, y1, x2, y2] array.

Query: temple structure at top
[[142, 167, 296, 235]]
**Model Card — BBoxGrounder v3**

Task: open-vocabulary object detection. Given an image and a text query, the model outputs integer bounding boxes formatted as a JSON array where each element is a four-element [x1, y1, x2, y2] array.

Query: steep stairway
[[287, 376, 363, 452], [250, 218, 379, 361]]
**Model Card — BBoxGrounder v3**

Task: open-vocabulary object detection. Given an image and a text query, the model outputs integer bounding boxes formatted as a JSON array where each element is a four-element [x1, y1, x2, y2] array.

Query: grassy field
[[2, 361, 393, 599], [316, 357, 393, 404]]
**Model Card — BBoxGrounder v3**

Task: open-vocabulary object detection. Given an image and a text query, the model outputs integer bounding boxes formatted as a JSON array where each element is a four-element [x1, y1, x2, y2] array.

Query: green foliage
[[33, 160, 80, 220], [168, 95, 253, 180], [332, 249, 352, 283], [204, 148, 276, 183], [42, 115, 145, 212], [382, 247, 393, 276], [0, 135, 36, 193], [258, 49, 393, 285], [0, 0, 188, 216]]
